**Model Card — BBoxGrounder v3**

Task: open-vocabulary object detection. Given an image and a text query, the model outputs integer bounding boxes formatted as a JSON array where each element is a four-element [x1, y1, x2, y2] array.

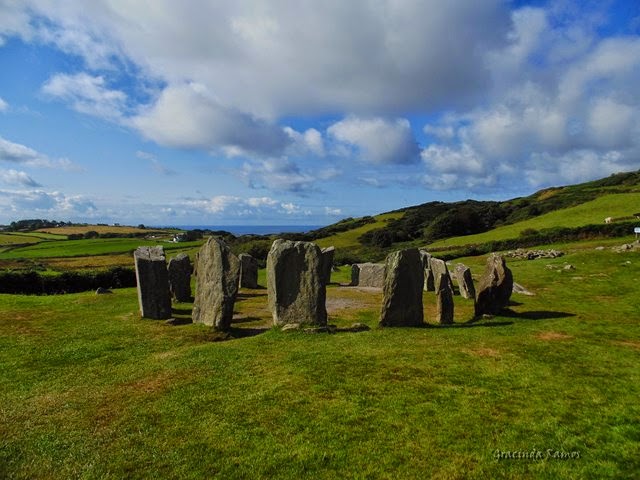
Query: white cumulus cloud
[[0, 169, 41, 187], [328, 116, 420, 165], [42, 72, 128, 121]]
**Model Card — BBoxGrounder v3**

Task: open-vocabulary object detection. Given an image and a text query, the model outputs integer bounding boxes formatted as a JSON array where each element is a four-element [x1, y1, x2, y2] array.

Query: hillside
[[309, 170, 640, 259]]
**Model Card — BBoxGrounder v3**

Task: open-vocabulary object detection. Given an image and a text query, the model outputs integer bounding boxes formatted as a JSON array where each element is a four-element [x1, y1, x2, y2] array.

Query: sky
[[0, 0, 639, 227]]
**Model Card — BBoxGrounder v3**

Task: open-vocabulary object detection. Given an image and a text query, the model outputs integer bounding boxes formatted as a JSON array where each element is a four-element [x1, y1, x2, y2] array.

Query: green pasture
[[428, 193, 640, 249], [0, 238, 204, 260], [315, 212, 404, 249], [1, 243, 638, 479]]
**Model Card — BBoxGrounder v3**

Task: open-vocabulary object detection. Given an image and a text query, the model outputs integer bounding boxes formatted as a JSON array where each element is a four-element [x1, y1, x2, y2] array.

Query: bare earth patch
[[463, 347, 501, 358], [326, 286, 382, 315], [614, 340, 640, 350], [536, 331, 573, 341]]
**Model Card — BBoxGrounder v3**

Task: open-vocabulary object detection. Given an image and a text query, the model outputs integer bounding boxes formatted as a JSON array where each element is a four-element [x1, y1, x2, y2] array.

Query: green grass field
[[427, 193, 640, 249], [1, 239, 639, 479], [0, 238, 204, 260], [315, 212, 404, 249], [0, 232, 67, 245]]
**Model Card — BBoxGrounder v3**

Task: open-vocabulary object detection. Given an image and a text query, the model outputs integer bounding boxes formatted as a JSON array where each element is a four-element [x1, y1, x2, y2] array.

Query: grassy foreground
[[1, 242, 639, 479]]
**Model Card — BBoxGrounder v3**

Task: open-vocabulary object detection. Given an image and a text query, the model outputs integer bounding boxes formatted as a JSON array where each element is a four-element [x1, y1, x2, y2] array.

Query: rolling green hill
[[428, 193, 640, 249], [309, 170, 640, 259]]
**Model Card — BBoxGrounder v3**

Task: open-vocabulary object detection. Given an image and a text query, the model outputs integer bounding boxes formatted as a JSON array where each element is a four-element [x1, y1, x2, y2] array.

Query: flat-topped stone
[[238, 253, 259, 289], [379, 248, 424, 327], [168, 253, 191, 302], [351, 262, 386, 288], [320, 246, 335, 285], [267, 239, 327, 326], [134, 246, 172, 320]]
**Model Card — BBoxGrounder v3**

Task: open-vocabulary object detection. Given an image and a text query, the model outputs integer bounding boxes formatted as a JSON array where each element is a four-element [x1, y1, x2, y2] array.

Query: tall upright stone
[[350, 264, 360, 286], [430, 258, 454, 293], [267, 239, 327, 326], [167, 253, 191, 302], [379, 249, 424, 327], [134, 246, 172, 319], [320, 246, 335, 285], [436, 273, 454, 324], [475, 254, 513, 316], [351, 263, 386, 287], [238, 253, 259, 289], [192, 237, 240, 330], [454, 263, 475, 300], [420, 250, 435, 291]]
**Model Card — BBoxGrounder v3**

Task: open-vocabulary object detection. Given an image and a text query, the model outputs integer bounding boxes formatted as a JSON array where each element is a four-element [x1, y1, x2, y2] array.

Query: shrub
[[0, 267, 136, 295]]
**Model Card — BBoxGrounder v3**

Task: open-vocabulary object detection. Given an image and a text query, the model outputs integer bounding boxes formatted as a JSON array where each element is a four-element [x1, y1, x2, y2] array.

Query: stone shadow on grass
[[423, 320, 514, 329], [500, 309, 576, 320], [236, 291, 268, 301], [231, 316, 266, 324]]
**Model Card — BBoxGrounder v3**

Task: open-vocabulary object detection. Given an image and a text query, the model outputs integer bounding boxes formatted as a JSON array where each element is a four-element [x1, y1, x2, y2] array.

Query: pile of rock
[[505, 249, 564, 260], [612, 241, 640, 253]]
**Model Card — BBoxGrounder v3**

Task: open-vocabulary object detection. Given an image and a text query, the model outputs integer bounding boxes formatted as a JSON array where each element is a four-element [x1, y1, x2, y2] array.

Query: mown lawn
[[1, 242, 638, 479], [427, 193, 640, 249]]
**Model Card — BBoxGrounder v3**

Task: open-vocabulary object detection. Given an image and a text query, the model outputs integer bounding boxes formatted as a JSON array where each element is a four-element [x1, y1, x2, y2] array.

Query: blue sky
[[0, 0, 639, 226]]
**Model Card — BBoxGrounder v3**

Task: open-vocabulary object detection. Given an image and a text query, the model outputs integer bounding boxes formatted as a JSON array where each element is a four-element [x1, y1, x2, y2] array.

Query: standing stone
[[454, 263, 476, 300], [167, 253, 191, 302], [134, 246, 172, 320], [350, 264, 360, 286], [267, 239, 327, 326], [430, 258, 454, 293], [379, 249, 424, 327], [436, 273, 454, 324], [193, 252, 199, 277], [192, 237, 240, 330], [475, 254, 513, 316], [320, 246, 335, 285], [351, 263, 386, 287], [420, 250, 435, 291], [238, 253, 259, 289]]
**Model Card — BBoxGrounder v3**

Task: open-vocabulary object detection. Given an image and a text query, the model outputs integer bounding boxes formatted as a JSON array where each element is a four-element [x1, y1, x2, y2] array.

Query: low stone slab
[[267, 239, 327, 326], [192, 238, 240, 330], [379, 248, 424, 327], [239, 253, 259, 289], [475, 253, 513, 316], [454, 263, 475, 300], [168, 253, 191, 302], [351, 262, 386, 288], [134, 246, 172, 320]]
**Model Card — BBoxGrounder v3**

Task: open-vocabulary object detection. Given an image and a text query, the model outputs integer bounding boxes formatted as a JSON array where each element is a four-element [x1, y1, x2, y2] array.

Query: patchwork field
[[0, 238, 203, 260], [35, 225, 155, 235], [1, 238, 638, 479]]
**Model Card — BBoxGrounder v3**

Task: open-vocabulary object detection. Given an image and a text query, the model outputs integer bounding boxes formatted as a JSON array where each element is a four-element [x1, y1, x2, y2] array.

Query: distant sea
[[157, 225, 324, 235]]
